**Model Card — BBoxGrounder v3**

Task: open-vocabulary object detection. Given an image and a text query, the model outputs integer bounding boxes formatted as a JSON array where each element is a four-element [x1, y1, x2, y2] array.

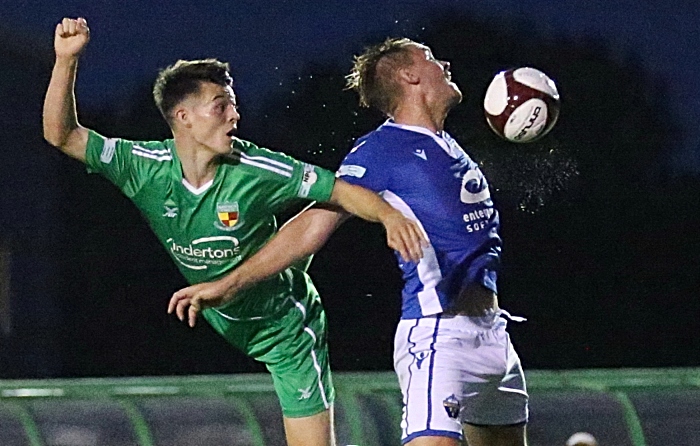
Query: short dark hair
[[153, 59, 232, 124], [346, 38, 417, 116]]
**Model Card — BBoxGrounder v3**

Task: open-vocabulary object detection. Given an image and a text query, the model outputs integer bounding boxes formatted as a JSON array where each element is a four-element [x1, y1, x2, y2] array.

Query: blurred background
[[0, 0, 698, 380]]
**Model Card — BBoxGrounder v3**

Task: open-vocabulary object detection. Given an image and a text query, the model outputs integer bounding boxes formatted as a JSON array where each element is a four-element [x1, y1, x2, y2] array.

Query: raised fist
[[54, 17, 90, 59]]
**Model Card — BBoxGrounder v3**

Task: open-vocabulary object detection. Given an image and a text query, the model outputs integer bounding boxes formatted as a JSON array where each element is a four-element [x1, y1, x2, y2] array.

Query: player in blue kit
[[173, 38, 529, 446]]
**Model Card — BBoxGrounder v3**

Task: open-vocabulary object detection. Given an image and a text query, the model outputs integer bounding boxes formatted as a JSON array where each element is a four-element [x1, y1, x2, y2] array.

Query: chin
[[209, 140, 232, 155], [446, 87, 463, 109], [218, 143, 234, 155]]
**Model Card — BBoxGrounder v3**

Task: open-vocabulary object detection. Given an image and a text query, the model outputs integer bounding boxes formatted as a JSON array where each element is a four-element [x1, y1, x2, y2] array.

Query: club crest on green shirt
[[215, 202, 241, 231]]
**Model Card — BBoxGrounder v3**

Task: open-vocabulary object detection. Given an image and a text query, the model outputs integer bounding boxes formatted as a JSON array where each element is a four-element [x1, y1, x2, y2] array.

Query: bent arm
[[168, 171, 428, 325], [43, 57, 88, 161], [328, 179, 427, 260], [328, 179, 394, 224], [220, 179, 428, 295], [168, 204, 348, 326], [43, 18, 91, 162], [223, 204, 348, 295]]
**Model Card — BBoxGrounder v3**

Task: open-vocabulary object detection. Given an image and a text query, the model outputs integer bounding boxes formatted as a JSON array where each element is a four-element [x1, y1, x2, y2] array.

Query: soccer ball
[[484, 67, 560, 143]]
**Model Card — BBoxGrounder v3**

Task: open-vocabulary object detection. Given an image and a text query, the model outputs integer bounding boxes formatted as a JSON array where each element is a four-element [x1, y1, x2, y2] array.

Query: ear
[[398, 65, 420, 85], [173, 107, 190, 128]]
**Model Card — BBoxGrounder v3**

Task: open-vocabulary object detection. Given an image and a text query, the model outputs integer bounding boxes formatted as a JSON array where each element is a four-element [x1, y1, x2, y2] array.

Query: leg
[[394, 318, 466, 445], [405, 435, 462, 446], [205, 285, 336, 445], [283, 406, 335, 446], [395, 313, 528, 446], [402, 424, 526, 446], [265, 292, 335, 445], [463, 423, 527, 446]]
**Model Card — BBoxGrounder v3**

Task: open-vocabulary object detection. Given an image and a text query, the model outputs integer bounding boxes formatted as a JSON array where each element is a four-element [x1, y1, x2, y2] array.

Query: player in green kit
[[43, 18, 426, 446]]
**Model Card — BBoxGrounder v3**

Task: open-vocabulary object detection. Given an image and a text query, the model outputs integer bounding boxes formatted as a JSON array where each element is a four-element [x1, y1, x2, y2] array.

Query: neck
[[173, 135, 220, 188], [392, 97, 448, 134]]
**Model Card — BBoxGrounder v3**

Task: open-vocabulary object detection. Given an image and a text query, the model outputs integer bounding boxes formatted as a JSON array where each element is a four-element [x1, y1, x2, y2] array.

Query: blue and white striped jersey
[[338, 121, 502, 319]]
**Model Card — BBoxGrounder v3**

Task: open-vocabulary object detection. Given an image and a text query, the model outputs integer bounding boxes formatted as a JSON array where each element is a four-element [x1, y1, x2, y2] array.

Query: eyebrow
[[211, 93, 236, 104]]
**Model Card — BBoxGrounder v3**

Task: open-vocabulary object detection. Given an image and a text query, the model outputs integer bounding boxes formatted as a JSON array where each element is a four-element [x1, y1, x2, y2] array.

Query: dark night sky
[[4, 0, 700, 172]]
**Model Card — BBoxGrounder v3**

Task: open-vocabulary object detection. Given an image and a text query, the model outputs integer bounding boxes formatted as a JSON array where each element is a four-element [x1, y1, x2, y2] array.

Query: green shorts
[[202, 281, 334, 418]]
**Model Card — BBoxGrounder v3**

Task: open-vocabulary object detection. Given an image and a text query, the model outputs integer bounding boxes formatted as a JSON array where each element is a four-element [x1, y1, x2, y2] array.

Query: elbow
[[43, 135, 64, 148], [43, 126, 66, 148]]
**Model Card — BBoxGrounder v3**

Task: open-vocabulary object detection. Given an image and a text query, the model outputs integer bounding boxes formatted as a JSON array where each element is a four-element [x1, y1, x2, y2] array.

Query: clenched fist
[[54, 17, 90, 59]]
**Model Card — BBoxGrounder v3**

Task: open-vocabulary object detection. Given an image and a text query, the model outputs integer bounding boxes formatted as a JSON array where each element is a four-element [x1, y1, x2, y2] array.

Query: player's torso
[[132, 159, 280, 285], [348, 123, 502, 317], [86, 133, 328, 320], [380, 128, 497, 244]]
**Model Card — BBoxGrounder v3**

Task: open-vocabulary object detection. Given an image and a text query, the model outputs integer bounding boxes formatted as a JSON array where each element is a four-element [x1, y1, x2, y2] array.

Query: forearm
[[44, 57, 79, 145], [328, 179, 427, 263], [168, 206, 346, 324], [43, 57, 87, 160], [220, 206, 346, 296]]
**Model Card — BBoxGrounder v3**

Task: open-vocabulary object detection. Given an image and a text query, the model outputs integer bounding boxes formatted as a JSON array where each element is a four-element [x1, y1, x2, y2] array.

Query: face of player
[[409, 44, 463, 109], [183, 82, 240, 155]]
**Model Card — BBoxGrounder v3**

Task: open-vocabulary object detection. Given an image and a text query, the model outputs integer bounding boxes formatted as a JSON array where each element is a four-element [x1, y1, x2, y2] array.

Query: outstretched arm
[[168, 204, 347, 327], [168, 180, 429, 327], [43, 17, 91, 162]]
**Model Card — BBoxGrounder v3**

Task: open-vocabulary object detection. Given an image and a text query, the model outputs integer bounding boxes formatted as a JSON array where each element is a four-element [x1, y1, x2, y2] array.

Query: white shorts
[[394, 311, 528, 443]]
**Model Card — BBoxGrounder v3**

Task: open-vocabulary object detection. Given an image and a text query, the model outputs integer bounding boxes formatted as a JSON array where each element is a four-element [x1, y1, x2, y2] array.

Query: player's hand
[[381, 211, 428, 263], [167, 279, 234, 328], [54, 17, 90, 59]]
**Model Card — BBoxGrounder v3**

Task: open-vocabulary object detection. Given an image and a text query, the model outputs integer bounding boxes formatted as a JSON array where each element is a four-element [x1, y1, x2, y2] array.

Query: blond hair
[[346, 38, 418, 116]]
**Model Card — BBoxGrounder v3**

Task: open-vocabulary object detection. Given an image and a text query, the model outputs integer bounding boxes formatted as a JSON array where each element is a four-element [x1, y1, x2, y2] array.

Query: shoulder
[[370, 124, 434, 152], [337, 130, 393, 183], [231, 137, 289, 160], [129, 139, 174, 162], [226, 137, 299, 179], [87, 130, 173, 167], [230, 137, 257, 153], [344, 124, 430, 164], [344, 128, 392, 159]]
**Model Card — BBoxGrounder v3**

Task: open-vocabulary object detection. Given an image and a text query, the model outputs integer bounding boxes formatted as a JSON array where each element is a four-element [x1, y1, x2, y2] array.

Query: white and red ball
[[484, 67, 560, 143]]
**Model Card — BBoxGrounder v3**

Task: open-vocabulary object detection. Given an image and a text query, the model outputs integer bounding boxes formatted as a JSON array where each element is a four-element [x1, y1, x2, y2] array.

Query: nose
[[230, 104, 240, 121]]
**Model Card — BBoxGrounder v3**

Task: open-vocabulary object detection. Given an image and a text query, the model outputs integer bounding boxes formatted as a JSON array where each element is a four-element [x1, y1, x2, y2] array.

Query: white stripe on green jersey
[[85, 130, 336, 319], [132, 146, 173, 161], [228, 151, 293, 177]]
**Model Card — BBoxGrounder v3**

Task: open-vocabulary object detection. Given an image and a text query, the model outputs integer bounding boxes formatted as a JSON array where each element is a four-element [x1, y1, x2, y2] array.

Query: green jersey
[[85, 130, 336, 319]]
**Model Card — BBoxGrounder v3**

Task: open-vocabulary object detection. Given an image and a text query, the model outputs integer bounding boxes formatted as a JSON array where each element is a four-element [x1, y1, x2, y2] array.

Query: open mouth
[[226, 128, 236, 137]]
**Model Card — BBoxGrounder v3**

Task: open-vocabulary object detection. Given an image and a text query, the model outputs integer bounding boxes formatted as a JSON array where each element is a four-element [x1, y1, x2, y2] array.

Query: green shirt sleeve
[[294, 161, 336, 202], [84, 129, 171, 198], [232, 138, 336, 209]]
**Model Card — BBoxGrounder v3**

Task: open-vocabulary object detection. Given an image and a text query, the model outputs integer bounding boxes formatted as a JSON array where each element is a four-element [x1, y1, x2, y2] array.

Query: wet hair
[[346, 38, 418, 116], [153, 58, 232, 125]]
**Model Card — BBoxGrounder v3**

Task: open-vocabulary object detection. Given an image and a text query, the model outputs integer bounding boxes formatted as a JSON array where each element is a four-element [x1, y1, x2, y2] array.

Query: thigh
[[261, 292, 335, 418], [394, 316, 528, 444], [463, 423, 527, 446], [204, 291, 334, 418], [459, 327, 528, 427], [394, 318, 466, 444]]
